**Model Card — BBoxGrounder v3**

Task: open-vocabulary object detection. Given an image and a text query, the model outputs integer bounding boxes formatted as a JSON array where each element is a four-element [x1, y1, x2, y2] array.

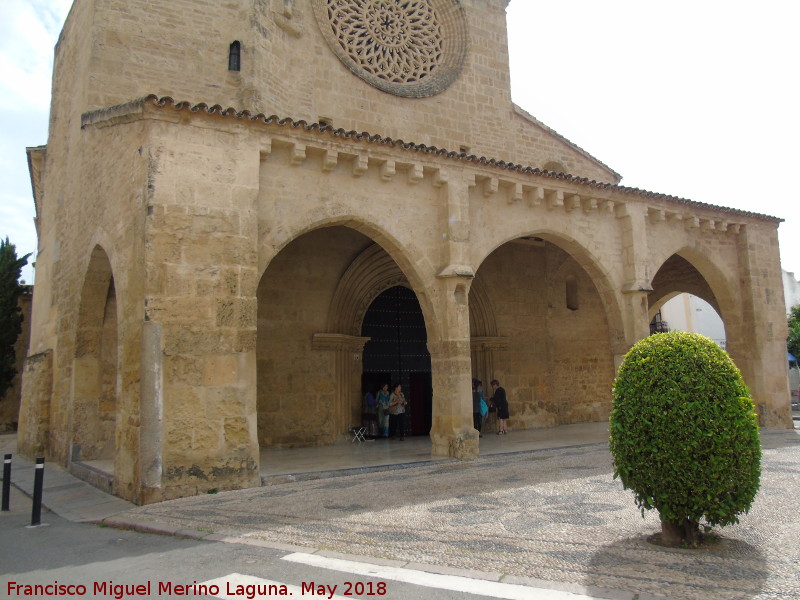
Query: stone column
[[312, 333, 371, 439], [616, 203, 653, 360], [429, 277, 478, 460], [730, 224, 792, 428], [16, 350, 53, 457], [428, 169, 478, 459], [139, 321, 163, 504]]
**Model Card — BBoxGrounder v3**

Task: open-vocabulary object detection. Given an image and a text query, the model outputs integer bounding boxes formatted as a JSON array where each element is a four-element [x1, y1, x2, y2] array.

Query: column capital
[[312, 333, 370, 353], [470, 336, 508, 351]]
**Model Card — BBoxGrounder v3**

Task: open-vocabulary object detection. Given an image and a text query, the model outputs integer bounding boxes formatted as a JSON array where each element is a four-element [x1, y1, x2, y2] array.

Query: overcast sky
[[1, 0, 798, 290]]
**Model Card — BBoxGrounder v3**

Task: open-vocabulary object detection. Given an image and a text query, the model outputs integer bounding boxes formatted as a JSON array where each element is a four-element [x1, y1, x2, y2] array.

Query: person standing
[[389, 383, 408, 440], [472, 379, 483, 437], [376, 383, 391, 437], [490, 379, 509, 434]]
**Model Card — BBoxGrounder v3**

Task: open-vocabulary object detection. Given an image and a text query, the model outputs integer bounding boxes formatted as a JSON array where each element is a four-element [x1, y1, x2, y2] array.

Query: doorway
[[360, 286, 432, 435]]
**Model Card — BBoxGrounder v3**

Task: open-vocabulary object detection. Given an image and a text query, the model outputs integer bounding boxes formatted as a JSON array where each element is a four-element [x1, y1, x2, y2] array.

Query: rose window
[[312, 0, 468, 98]]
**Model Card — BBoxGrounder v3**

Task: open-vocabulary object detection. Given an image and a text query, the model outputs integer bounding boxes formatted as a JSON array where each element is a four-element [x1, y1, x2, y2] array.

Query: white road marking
[[282, 552, 606, 600], [202, 572, 350, 599]]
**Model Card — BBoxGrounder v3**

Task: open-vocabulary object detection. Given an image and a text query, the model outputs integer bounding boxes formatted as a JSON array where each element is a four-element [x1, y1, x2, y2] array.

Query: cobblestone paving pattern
[[125, 431, 800, 600]]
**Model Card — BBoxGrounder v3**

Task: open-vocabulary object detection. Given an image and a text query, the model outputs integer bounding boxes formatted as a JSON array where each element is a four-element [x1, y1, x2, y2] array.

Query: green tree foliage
[[610, 331, 761, 546], [0, 237, 31, 399], [788, 305, 800, 359]]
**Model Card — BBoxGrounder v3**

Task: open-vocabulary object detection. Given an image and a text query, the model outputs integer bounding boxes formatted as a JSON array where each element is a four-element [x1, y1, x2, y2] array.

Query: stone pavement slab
[[109, 429, 800, 600], [3, 429, 799, 599]]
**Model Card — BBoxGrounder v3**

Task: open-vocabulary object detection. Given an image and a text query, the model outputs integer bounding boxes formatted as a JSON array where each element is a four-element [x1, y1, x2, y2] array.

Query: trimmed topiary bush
[[610, 331, 761, 546]]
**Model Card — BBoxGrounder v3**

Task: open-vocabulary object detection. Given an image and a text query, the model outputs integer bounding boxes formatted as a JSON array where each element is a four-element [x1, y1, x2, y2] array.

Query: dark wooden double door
[[361, 286, 432, 436]]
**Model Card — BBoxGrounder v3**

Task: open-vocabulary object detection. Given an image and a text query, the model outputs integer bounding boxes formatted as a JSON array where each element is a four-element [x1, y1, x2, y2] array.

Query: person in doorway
[[490, 379, 509, 434], [389, 383, 408, 440], [478, 380, 488, 431], [376, 383, 391, 437], [472, 379, 483, 438]]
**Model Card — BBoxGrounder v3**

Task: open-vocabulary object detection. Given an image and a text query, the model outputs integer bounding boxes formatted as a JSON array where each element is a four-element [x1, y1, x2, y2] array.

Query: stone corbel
[[483, 177, 498, 197], [648, 208, 666, 224], [290, 143, 306, 165], [408, 163, 424, 184], [433, 169, 448, 188], [564, 194, 580, 212], [259, 137, 273, 158], [614, 202, 630, 219], [509, 182, 523, 204], [581, 197, 598, 212], [322, 149, 338, 172], [546, 189, 564, 210], [528, 186, 544, 207], [380, 160, 396, 181], [598, 199, 615, 213], [352, 153, 368, 177]]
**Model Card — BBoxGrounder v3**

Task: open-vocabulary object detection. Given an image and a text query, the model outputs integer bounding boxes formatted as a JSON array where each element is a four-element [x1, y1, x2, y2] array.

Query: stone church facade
[[19, 0, 791, 504]]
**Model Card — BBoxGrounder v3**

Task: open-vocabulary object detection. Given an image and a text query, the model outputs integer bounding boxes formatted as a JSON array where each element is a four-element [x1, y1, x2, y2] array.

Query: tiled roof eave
[[81, 95, 783, 224]]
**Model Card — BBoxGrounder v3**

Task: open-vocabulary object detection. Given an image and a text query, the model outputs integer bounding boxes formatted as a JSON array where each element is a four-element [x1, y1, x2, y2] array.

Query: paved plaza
[[3, 423, 799, 600]]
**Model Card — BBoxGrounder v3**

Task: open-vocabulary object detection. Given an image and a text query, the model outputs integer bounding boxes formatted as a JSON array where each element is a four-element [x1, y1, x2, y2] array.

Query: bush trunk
[[661, 519, 701, 547]]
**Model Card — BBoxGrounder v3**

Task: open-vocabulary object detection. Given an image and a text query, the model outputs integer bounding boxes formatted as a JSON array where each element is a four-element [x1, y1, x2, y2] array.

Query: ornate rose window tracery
[[312, 0, 468, 98]]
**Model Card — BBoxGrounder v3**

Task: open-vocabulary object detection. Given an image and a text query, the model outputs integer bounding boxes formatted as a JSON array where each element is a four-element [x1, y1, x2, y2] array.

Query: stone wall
[[61, 0, 617, 185]]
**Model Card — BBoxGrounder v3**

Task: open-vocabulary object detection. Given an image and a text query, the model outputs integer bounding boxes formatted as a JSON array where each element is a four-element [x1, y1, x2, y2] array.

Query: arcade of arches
[[254, 228, 615, 453], [257, 227, 614, 454]]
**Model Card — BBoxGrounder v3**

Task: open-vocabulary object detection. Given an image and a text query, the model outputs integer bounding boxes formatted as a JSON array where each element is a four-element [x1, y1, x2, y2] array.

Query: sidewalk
[[0, 435, 134, 522], [2, 426, 799, 600]]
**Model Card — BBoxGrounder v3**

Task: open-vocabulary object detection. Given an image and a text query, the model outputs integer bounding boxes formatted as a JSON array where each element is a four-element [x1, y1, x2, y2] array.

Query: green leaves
[[789, 305, 800, 359], [0, 237, 31, 400], [610, 332, 761, 531]]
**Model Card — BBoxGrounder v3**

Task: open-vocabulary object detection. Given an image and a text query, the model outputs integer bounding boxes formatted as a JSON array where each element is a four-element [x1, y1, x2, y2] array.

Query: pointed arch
[[648, 247, 737, 323], [72, 245, 118, 463], [327, 243, 409, 335], [474, 230, 626, 351], [260, 214, 437, 342], [468, 276, 497, 338]]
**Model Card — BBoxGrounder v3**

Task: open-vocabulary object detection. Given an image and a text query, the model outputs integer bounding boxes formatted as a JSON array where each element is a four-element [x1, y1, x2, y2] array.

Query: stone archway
[[648, 251, 735, 346], [473, 236, 616, 429], [256, 231, 432, 449], [649, 254, 722, 317], [71, 245, 118, 464]]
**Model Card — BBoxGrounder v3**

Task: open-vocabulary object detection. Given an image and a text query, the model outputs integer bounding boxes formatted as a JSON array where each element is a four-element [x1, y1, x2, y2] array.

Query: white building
[[659, 294, 726, 349], [783, 270, 800, 315]]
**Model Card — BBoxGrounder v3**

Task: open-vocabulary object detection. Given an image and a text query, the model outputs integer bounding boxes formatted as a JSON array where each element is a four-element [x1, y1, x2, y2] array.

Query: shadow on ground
[[584, 535, 768, 600]]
